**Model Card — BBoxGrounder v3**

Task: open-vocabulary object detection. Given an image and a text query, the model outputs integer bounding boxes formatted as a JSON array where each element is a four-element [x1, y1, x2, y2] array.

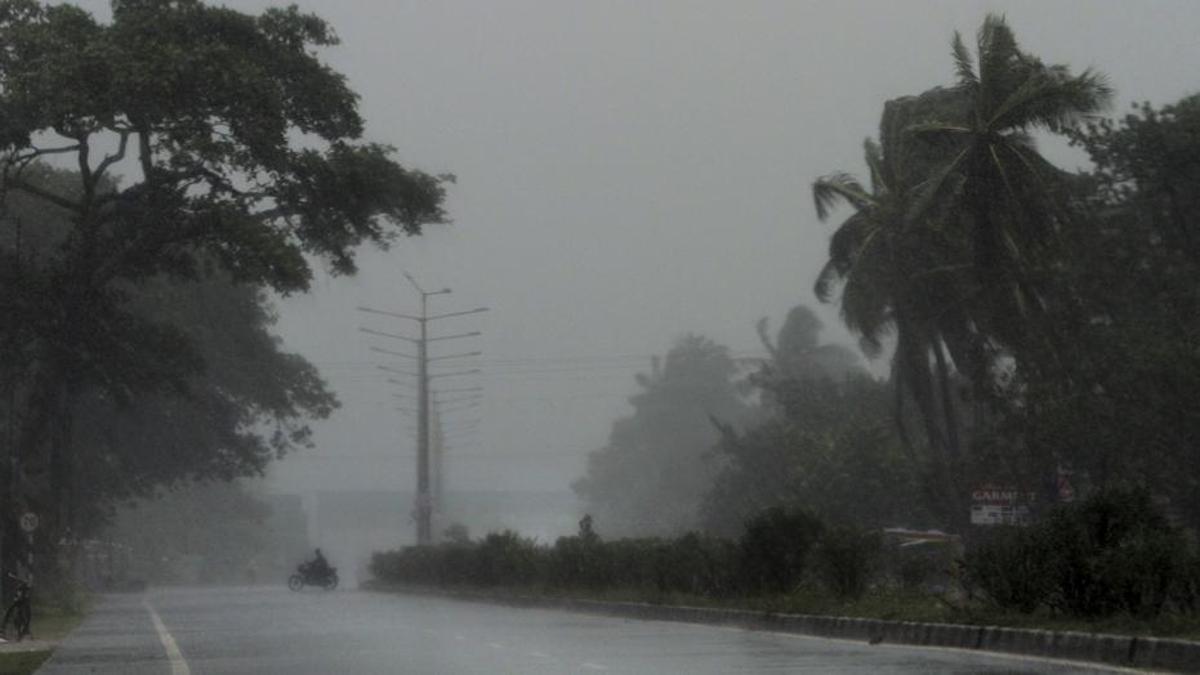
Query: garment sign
[[970, 485, 1036, 526], [19, 512, 39, 533]]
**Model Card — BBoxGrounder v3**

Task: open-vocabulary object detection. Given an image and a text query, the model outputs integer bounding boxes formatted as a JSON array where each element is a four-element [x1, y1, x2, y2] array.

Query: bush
[[652, 533, 738, 597], [963, 526, 1055, 614], [817, 525, 881, 600], [964, 488, 1196, 618], [474, 531, 541, 587], [738, 507, 824, 594]]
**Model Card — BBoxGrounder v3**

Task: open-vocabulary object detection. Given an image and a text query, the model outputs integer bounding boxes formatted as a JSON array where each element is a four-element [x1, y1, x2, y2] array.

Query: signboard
[[970, 486, 1035, 526], [19, 512, 39, 533]]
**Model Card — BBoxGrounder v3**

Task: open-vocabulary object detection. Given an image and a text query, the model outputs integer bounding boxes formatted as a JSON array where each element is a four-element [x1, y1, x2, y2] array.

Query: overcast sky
[[66, 1, 1200, 499]]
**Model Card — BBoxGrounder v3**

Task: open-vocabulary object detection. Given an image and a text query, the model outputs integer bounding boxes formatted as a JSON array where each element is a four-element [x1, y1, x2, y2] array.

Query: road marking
[[144, 601, 191, 675], [454, 634, 466, 641], [581, 662, 608, 671], [487, 642, 505, 649], [529, 650, 551, 659]]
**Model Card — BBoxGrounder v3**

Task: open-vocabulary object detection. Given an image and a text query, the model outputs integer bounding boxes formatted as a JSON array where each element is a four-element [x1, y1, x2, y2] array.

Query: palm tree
[[909, 14, 1111, 349], [812, 95, 983, 524]]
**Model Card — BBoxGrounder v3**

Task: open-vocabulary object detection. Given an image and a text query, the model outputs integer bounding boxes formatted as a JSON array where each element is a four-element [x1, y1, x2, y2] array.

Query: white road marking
[[581, 662, 608, 671], [487, 642, 505, 649], [454, 634, 466, 641], [144, 601, 191, 675], [529, 650, 551, 659]]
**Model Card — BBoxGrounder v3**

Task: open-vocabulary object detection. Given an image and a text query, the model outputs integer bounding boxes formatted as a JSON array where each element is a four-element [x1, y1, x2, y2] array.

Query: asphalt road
[[38, 587, 1134, 674]]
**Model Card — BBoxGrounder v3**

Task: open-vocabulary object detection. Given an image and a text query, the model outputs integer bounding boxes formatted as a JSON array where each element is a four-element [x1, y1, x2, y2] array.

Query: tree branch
[[94, 131, 132, 182]]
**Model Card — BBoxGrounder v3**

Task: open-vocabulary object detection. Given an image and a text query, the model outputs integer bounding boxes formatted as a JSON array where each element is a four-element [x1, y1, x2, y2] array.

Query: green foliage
[[737, 507, 823, 595], [0, 0, 443, 568], [964, 489, 1198, 618], [704, 307, 929, 535], [474, 531, 540, 587], [816, 525, 881, 600], [573, 334, 749, 536]]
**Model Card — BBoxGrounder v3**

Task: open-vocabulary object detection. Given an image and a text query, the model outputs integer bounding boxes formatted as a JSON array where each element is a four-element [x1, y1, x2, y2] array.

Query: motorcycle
[[288, 562, 338, 591]]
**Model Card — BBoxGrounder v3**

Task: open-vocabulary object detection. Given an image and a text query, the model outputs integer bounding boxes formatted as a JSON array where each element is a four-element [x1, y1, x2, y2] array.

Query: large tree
[[812, 89, 983, 525], [0, 0, 446, 565], [703, 307, 928, 535], [910, 14, 1111, 358], [573, 335, 748, 536]]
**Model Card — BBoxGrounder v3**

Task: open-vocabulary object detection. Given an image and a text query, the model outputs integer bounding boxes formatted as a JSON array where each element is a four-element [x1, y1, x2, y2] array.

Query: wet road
[[39, 587, 1132, 674]]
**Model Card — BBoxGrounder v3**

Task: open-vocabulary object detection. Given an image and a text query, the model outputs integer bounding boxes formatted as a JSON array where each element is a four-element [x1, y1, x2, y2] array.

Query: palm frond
[[907, 121, 972, 143], [863, 138, 887, 195], [811, 172, 873, 221], [988, 67, 1113, 132], [813, 258, 842, 303], [951, 32, 978, 90], [906, 144, 970, 224], [976, 14, 1021, 117]]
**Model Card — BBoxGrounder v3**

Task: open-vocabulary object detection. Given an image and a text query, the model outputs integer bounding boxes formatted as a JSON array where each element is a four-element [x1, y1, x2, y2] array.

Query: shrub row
[[963, 489, 1200, 618], [370, 508, 880, 600]]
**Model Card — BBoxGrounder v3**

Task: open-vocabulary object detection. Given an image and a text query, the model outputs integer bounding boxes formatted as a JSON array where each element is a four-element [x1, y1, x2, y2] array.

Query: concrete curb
[[374, 585, 1200, 672]]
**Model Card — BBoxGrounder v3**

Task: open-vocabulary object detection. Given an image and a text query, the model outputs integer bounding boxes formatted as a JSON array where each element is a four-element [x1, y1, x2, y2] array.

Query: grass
[[27, 603, 87, 642], [0, 650, 51, 675], [0, 601, 89, 675]]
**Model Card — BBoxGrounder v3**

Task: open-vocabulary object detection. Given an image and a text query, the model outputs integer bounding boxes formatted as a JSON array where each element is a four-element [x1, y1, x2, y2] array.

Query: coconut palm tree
[[812, 94, 984, 524], [909, 14, 1111, 349]]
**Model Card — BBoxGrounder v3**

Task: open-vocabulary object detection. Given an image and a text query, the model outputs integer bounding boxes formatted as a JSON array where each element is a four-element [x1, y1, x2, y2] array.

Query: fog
[[229, 1, 1200, 539], [41, 0, 1200, 558]]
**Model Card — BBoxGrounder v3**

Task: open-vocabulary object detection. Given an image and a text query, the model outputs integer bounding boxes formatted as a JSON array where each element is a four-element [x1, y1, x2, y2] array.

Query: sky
[[62, 1, 1200, 501]]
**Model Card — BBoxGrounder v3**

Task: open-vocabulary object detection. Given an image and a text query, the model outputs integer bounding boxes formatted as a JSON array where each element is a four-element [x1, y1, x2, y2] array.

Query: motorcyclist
[[306, 548, 331, 581]]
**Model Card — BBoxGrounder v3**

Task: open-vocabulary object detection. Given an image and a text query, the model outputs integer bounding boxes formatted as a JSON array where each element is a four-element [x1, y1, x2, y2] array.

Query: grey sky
[[66, 1, 1200, 498]]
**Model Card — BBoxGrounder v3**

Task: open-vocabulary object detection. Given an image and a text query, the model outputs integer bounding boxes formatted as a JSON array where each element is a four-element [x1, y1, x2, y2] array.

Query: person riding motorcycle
[[303, 548, 332, 581]]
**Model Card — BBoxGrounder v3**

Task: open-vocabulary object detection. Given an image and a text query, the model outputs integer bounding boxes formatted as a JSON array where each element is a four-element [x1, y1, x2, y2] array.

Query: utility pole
[[358, 274, 486, 546]]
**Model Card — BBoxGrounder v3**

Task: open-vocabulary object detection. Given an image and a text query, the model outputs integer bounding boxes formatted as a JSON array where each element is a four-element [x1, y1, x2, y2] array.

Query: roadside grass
[[29, 603, 87, 641], [0, 650, 51, 675], [0, 601, 89, 675], [369, 581, 1200, 642]]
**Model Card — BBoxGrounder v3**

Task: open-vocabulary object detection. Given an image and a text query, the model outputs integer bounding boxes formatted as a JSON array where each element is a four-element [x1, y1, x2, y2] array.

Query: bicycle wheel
[[287, 574, 304, 591], [323, 573, 338, 591]]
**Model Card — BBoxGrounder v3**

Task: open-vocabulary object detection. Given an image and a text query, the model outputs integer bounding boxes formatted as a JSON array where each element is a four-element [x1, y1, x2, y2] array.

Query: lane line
[[487, 642, 506, 649], [581, 662, 608, 671], [144, 601, 191, 675], [529, 650, 551, 659]]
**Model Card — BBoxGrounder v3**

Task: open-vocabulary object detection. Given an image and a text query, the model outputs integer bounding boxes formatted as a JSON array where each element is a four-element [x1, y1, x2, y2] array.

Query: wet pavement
[[38, 587, 1137, 674]]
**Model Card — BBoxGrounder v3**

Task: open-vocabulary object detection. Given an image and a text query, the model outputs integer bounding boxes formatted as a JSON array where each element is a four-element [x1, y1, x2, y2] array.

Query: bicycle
[[1, 572, 32, 641]]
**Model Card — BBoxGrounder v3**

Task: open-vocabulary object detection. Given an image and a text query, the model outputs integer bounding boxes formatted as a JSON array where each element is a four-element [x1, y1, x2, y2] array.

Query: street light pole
[[358, 275, 486, 546]]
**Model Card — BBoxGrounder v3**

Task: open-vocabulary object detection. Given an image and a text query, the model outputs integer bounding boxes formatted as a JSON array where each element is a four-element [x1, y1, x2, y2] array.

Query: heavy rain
[[1, 1, 1199, 673]]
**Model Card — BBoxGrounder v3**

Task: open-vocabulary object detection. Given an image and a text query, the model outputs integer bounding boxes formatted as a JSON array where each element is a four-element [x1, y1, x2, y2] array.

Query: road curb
[[372, 585, 1200, 672]]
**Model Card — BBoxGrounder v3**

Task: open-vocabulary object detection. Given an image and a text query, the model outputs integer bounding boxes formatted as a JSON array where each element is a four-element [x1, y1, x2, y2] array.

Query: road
[[39, 587, 1131, 674]]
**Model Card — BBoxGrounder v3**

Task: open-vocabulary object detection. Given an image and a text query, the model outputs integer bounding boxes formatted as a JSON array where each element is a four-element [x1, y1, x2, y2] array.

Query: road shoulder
[[369, 584, 1200, 673]]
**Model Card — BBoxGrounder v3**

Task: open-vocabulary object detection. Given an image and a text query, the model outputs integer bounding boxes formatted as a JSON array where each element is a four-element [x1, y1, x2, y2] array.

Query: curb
[[375, 585, 1200, 673]]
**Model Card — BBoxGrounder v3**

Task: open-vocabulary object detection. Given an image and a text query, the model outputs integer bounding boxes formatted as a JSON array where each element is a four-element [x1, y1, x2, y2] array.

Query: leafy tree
[[989, 95, 1200, 526], [573, 335, 748, 536], [0, 0, 446, 566], [704, 307, 928, 535]]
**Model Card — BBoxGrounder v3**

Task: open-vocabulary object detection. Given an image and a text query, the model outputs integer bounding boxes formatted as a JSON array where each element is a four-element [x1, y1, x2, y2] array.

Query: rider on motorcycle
[[305, 548, 331, 580]]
